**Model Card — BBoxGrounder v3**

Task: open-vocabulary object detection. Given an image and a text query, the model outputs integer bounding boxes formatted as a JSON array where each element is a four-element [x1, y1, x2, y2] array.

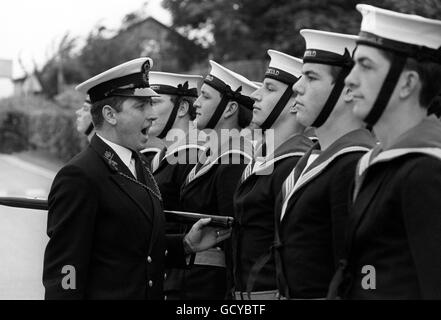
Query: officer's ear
[[102, 105, 117, 125], [224, 101, 239, 119], [177, 99, 190, 118]]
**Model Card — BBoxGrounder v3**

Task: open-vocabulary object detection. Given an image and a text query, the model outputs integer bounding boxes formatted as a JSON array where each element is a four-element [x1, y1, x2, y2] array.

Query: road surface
[[0, 154, 56, 300]]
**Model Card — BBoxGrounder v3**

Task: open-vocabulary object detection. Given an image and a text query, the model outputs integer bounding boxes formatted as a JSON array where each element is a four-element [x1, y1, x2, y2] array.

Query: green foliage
[[376, 0, 441, 19], [37, 57, 87, 98], [77, 27, 130, 78], [0, 95, 57, 111], [0, 96, 87, 162], [77, 19, 208, 77], [34, 33, 88, 98], [27, 108, 85, 162], [33, 5, 210, 98], [54, 86, 86, 111], [163, 0, 441, 61], [32, 0, 441, 97], [0, 106, 29, 153]]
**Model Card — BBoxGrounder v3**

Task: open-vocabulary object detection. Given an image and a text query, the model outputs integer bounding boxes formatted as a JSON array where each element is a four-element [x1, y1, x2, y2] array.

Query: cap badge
[[141, 60, 151, 86]]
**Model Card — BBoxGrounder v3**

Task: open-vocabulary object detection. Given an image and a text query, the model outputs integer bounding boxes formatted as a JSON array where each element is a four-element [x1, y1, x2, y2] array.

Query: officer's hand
[[183, 218, 232, 253]]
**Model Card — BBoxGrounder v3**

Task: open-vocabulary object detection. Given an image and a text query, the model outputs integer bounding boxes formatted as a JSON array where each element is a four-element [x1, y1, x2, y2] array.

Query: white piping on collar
[[186, 149, 252, 185], [358, 147, 441, 177], [280, 146, 370, 221], [152, 144, 206, 173], [242, 152, 306, 183], [163, 144, 206, 159], [140, 147, 162, 154]]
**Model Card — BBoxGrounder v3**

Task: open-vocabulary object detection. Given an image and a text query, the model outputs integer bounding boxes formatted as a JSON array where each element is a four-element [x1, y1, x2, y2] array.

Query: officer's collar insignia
[[104, 150, 119, 172], [104, 149, 162, 201]]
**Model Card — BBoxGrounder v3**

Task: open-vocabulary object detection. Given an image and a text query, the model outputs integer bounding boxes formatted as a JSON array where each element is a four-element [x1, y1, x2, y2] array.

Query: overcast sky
[[0, 0, 171, 78]]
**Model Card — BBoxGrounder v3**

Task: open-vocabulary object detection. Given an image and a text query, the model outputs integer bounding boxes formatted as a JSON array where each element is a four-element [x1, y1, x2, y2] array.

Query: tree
[[34, 33, 87, 98], [162, 0, 441, 62], [76, 25, 125, 78], [37, 7, 151, 95]]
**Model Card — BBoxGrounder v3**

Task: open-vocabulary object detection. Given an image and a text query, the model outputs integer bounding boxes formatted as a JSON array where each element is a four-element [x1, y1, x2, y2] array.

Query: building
[[13, 73, 43, 97], [111, 16, 208, 73], [13, 73, 43, 96], [0, 59, 14, 99]]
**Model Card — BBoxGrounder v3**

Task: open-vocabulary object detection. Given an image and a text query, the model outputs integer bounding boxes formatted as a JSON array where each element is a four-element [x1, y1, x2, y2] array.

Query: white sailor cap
[[204, 60, 259, 99], [252, 81, 263, 87], [75, 57, 158, 103], [300, 29, 358, 67], [149, 72, 203, 98], [356, 4, 441, 63], [265, 50, 303, 85]]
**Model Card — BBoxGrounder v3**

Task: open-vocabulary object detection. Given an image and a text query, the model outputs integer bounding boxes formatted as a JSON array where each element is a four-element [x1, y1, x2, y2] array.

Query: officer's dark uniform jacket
[[233, 134, 313, 296], [329, 116, 441, 299], [150, 137, 205, 299], [274, 129, 375, 299], [43, 135, 188, 300], [179, 133, 253, 299]]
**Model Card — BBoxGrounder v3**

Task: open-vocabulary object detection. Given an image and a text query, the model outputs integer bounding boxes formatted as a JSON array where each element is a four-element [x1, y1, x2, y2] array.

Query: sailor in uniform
[[75, 97, 95, 142], [232, 50, 313, 300], [145, 71, 205, 299], [179, 61, 257, 299], [274, 30, 376, 299], [43, 57, 230, 300], [147, 71, 205, 211], [328, 4, 441, 299]]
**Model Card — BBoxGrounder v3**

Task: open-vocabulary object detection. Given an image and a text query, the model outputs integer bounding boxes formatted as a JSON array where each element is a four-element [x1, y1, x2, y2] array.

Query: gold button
[[164, 250, 168, 257], [149, 280, 153, 287], [147, 256, 152, 263]]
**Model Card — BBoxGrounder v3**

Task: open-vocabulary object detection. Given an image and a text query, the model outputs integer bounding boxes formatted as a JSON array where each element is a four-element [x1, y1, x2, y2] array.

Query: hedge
[[0, 95, 87, 162]]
